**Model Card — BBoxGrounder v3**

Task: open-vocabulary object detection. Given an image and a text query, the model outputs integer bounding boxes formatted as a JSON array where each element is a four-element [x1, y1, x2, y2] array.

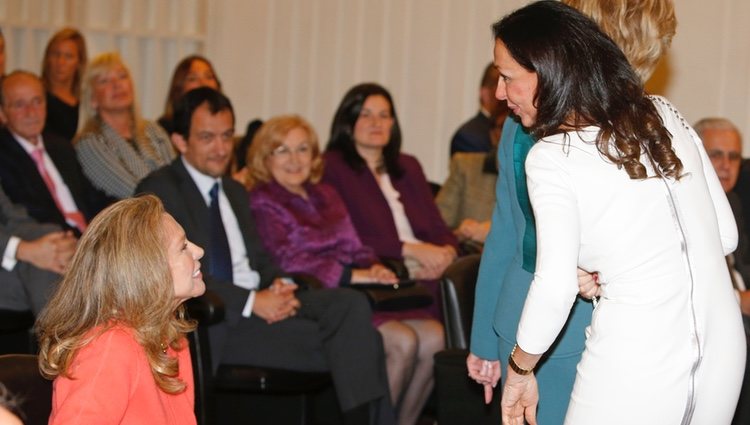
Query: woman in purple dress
[[246, 115, 444, 425]]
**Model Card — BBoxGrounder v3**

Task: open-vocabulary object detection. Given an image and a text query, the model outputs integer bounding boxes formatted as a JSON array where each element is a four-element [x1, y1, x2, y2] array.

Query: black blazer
[[136, 158, 282, 324], [0, 128, 109, 231], [449, 111, 493, 155]]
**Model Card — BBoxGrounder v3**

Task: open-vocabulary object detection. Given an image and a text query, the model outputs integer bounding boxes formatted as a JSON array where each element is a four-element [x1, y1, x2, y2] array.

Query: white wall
[[208, 0, 750, 183], [207, 0, 526, 183], [658, 0, 750, 144], [2, 0, 749, 183], [0, 0, 206, 120]]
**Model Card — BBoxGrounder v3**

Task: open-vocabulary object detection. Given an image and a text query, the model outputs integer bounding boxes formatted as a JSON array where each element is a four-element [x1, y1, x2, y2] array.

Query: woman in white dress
[[496, 2, 745, 424]]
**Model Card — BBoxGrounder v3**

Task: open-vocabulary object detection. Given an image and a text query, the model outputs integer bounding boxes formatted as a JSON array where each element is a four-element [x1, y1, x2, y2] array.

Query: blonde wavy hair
[[41, 27, 87, 96], [563, 0, 676, 82], [36, 195, 195, 394], [75, 52, 160, 157], [245, 115, 324, 189]]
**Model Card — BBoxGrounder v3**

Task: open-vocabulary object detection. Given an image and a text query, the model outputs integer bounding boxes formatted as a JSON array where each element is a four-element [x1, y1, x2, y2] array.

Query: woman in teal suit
[[467, 117, 593, 424], [467, 1, 677, 422]]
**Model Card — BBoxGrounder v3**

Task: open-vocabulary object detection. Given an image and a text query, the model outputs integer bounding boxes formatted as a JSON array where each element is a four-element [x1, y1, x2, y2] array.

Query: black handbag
[[354, 280, 434, 312]]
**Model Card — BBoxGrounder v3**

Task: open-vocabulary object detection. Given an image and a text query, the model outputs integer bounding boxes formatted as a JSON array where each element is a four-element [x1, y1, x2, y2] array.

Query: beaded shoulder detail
[[648, 95, 692, 133]]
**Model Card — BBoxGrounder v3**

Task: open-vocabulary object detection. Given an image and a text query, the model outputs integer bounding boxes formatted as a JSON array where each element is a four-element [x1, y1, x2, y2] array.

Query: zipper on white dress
[[661, 177, 701, 425]]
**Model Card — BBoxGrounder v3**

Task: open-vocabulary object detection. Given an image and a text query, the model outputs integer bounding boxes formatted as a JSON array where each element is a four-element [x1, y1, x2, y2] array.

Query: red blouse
[[49, 325, 195, 425]]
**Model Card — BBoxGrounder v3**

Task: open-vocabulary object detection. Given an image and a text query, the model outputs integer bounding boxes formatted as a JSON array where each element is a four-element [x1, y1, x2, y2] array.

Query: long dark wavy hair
[[494, 0, 682, 180], [326, 83, 404, 179]]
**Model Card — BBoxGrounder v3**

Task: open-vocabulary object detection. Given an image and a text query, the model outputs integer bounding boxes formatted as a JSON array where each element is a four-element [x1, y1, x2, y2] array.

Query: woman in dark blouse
[[158, 55, 221, 135], [41, 28, 87, 142], [247, 115, 444, 425], [323, 83, 458, 296]]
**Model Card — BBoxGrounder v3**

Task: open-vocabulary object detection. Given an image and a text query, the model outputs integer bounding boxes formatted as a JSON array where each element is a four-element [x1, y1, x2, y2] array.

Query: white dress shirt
[[182, 157, 261, 317], [14, 133, 82, 230]]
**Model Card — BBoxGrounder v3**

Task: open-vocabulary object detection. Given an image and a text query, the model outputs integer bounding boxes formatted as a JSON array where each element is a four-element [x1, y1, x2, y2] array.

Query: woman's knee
[[412, 319, 445, 357], [378, 321, 418, 360]]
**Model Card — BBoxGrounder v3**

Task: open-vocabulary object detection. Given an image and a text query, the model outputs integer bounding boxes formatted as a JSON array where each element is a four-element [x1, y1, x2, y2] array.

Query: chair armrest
[[287, 273, 324, 290], [0, 309, 34, 333], [185, 289, 226, 326], [379, 258, 410, 280], [459, 240, 484, 256]]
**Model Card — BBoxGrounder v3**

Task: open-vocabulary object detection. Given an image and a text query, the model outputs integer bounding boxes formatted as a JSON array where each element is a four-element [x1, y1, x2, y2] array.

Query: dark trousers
[[221, 288, 393, 422], [0, 263, 59, 315]]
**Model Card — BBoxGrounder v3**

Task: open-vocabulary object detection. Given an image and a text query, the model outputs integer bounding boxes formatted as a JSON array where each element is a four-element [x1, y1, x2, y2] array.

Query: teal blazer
[[470, 118, 592, 423]]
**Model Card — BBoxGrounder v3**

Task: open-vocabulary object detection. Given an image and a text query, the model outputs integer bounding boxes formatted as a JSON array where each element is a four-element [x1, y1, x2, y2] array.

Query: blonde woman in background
[[247, 115, 443, 425], [41, 28, 87, 142], [74, 52, 174, 199], [37, 195, 204, 424]]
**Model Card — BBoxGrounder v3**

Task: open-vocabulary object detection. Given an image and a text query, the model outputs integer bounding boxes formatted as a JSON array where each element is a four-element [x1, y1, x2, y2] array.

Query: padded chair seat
[[0, 309, 34, 333], [0, 309, 36, 355], [215, 365, 331, 393]]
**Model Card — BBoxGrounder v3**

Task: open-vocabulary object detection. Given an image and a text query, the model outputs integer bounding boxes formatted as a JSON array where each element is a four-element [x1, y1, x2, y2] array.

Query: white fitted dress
[[516, 96, 745, 424]]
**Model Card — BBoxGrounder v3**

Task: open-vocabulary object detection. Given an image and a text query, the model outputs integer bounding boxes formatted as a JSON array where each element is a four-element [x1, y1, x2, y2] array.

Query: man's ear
[[171, 132, 188, 155]]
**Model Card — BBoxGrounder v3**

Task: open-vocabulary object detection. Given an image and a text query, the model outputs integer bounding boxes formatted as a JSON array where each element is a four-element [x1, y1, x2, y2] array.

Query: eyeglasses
[[6, 97, 44, 111], [707, 150, 742, 163], [271, 143, 313, 160]]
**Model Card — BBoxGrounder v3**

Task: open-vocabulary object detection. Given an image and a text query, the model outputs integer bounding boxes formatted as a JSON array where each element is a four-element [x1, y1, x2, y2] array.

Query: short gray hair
[[693, 117, 742, 142]]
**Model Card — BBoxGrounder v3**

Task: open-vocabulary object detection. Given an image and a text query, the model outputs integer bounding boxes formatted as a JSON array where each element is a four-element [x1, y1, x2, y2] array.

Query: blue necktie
[[209, 182, 233, 282]]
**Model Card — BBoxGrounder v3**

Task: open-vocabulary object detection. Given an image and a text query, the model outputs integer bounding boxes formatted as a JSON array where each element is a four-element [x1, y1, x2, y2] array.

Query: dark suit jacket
[[322, 151, 457, 260], [0, 128, 108, 231], [449, 111, 493, 155], [0, 185, 61, 312], [136, 158, 282, 359], [728, 191, 750, 284]]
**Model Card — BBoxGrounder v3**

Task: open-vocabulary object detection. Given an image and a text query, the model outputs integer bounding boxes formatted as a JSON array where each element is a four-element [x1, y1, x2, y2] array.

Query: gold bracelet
[[508, 344, 534, 376]]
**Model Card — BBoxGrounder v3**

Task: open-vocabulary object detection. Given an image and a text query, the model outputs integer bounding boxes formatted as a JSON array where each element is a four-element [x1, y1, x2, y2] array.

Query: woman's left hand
[[501, 368, 539, 425], [351, 264, 399, 284], [368, 264, 399, 284]]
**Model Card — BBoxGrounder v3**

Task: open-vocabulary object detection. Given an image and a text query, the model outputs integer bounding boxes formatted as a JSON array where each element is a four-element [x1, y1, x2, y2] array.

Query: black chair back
[[185, 290, 225, 425], [0, 310, 35, 355], [436, 255, 501, 425], [0, 354, 52, 425], [440, 254, 481, 349]]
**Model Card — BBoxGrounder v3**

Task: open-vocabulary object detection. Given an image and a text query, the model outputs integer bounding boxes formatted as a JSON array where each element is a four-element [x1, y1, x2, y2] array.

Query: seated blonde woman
[[246, 115, 443, 425], [75, 53, 174, 199], [36, 195, 205, 424]]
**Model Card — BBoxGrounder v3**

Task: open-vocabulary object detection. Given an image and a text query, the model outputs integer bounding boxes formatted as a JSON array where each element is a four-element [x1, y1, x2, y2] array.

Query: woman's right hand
[[501, 368, 539, 425], [455, 219, 491, 243], [402, 242, 456, 279]]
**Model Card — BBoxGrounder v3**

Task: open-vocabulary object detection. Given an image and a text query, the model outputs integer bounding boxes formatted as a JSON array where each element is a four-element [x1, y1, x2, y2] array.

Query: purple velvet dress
[[249, 180, 431, 325]]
